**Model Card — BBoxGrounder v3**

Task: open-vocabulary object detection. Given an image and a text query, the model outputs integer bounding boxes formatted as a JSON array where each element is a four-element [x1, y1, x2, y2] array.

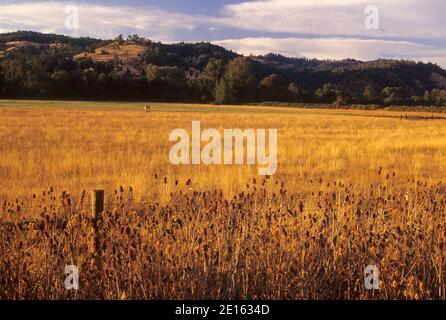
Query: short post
[[61, 191, 67, 207], [91, 190, 104, 221], [90, 189, 105, 297], [90, 190, 104, 258]]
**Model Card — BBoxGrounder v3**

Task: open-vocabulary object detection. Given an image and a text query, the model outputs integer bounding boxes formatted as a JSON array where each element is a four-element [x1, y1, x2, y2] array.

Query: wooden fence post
[[90, 190, 104, 259], [90, 189, 104, 297], [91, 190, 104, 221], [61, 191, 67, 207]]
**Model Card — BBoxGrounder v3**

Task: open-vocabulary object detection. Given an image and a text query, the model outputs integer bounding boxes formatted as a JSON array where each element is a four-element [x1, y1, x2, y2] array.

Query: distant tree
[[334, 87, 352, 105], [215, 78, 232, 104], [259, 74, 287, 101], [113, 54, 120, 67], [78, 58, 94, 70], [187, 78, 214, 102], [315, 83, 337, 103], [145, 64, 186, 100], [0, 65, 5, 95], [424, 90, 431, 104], [431, 89, 441, 105], [215, 57, 255, 103], [426, 88, 446, 106], [203, 59, 225, 99], [115, 34, 124, 44], [127, 34, 142, 43], [439, 90, 446, 106], [382, 87, 407, 104], [204, 59, 225, 84], [83, 67, 99, 97], [411, 96, 424, 105], [145, 64, 185, 87], [287, 82, 302, 102], [144, 47, 164, 65], [144, 46, 182, 67], [363, 85, 380, 102]]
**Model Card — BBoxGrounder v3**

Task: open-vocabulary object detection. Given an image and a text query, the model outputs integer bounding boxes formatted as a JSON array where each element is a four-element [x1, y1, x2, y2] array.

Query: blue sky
[[1, 0, 446, 67]]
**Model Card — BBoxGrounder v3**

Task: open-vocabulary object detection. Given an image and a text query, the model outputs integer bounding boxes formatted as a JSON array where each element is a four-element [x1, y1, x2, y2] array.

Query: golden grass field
[[1, 100, 446, 200], [1, 100, 446, 299]]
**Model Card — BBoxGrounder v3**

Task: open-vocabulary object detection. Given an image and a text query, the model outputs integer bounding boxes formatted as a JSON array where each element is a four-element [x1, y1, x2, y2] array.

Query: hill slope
[[0, 31, 445, 103]]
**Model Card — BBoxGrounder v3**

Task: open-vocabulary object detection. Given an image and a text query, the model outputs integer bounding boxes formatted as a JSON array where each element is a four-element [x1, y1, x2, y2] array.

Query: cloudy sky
[[1, 0, 446, 67]]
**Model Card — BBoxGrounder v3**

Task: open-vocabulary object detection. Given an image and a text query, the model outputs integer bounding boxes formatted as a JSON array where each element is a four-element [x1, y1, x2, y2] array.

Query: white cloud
[[214, 37, 446, 68], [0, 1, 445, 68], [220, 0, 446, 40], [0, 1, 203, 41]]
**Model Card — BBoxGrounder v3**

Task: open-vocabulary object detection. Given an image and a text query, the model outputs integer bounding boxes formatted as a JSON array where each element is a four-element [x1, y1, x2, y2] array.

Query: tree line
[[1, 32, 446, 106]]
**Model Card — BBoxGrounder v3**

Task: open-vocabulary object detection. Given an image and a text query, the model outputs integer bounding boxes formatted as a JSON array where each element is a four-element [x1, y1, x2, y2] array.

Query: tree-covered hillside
[[1, 31, 446, 106]]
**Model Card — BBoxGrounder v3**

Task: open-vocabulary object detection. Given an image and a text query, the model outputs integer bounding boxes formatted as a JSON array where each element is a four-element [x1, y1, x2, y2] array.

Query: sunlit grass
[[1, 100, 446, 300], [1, 100, 446, 200]]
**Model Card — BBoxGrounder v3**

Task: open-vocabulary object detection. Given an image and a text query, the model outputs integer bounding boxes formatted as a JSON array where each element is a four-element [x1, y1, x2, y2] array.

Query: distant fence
[[400, 114, 435, 120]]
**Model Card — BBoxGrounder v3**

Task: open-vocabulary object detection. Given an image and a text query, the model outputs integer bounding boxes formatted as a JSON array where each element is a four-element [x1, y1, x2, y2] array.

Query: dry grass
[[1, 100, 446, 200], [73, 42, 146, 63], [1, 100, 446, 299]]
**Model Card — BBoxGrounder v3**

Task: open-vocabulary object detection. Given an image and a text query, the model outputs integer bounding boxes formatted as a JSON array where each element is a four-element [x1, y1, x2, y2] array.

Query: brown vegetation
[[1, 101, 446, 299], [1, 175, 445, 299]]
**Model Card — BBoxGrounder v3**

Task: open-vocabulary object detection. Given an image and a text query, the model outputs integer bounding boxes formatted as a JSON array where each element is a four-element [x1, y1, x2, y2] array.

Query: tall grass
[[1, 101, 446, 200], [1, 101, 446, 299], [1, 175, 445, 299]]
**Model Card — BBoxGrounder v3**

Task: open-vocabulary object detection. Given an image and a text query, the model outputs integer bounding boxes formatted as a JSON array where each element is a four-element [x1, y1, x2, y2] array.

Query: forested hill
[[1, 31, 446, 106]]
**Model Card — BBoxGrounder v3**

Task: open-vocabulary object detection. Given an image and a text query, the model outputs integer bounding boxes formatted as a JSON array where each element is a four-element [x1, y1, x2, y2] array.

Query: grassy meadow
[[1, 100, 446, 299], [1, 99, 446, 200]]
